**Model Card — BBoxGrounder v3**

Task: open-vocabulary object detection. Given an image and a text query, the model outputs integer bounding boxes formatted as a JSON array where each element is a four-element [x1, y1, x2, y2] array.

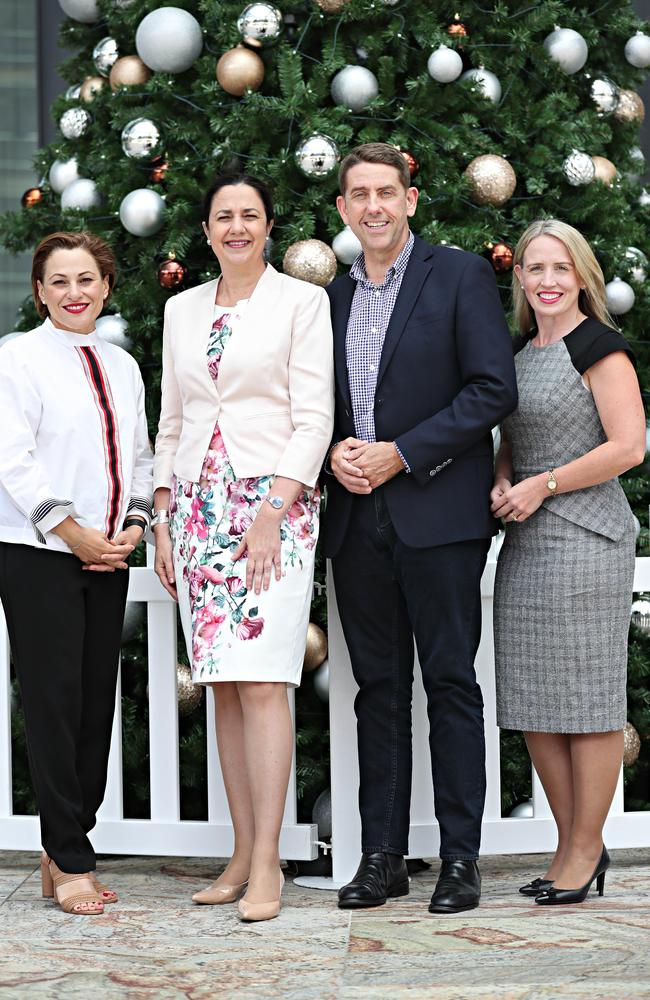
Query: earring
[[206, 238, 211, 246]]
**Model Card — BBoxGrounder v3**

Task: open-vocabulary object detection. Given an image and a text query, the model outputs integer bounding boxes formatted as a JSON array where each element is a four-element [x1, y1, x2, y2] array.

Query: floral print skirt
[[170, 423, 320, 686]]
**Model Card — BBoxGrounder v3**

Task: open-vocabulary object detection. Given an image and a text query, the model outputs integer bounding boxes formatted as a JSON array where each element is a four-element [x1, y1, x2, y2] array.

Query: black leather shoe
[[338, 852, 409, 909], [428, 860, 481, 914], [535, 847, 610, 906], [519, 877, 553, 897]]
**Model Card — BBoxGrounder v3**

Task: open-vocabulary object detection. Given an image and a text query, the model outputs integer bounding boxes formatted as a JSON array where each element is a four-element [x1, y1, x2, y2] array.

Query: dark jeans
[[331, 492, 488, 860], [0, 542, 128, 873]]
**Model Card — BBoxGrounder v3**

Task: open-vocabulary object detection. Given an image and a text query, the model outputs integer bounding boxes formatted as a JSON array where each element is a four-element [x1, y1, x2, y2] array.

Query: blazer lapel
[[193, 278, 220, 400], [332, 277, 355, 412], [376, 242, 433, 387]]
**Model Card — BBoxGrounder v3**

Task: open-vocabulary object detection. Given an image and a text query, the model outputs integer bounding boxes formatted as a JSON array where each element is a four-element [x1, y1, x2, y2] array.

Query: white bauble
[[58, 0, 99, 22], [295, 133, 340, 179], [562, 149, 595, 186], [509, 800, 534, 818], [625, 145, 645, 183], [96, 313, 132, 350], [136, 7, 203, 74], [639, 188, 650, 208], [331, 65, 379, 112], [0, 332, 23, 349], [605, 277, 635, 314], [121, 117, 161, 159], [93, 37, 119, 77], [313, 659, 329, 702], [427, 45, 463, 83], [633, 515, 641, 542], [543, 26, 588, 74], [460, 66, 502, 104], [49, 157, 80, 194], [61, 178, 101, 211], [119, 188, 166, 237], [590, 76, 619, 117], [332, 226, 362, 265], [312, 788, 332, 839], [625, 31, 650, 69], [625, 246, 647, 283], [59, 107, 92, 139]]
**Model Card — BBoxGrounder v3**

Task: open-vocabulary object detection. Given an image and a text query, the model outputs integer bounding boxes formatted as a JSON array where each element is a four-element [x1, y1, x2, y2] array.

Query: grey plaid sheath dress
[[494, 318, 637, 733]]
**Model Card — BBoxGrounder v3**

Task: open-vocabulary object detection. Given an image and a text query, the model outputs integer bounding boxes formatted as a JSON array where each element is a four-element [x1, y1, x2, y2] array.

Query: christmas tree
[[2, 0, 649, 821]]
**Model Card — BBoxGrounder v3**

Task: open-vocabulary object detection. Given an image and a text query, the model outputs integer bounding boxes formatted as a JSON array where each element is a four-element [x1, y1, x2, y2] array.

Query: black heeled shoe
[[519, 877, 553, 897], [535, 847, 610, 906]]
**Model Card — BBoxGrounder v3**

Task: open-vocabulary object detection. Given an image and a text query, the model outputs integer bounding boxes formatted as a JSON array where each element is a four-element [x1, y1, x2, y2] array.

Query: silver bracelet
[[70, 541, 82, 552]]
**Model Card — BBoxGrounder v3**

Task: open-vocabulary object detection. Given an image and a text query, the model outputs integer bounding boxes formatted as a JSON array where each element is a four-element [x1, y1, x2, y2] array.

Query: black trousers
[[0, 543, 128, 873], [331, 492, 489, 860]]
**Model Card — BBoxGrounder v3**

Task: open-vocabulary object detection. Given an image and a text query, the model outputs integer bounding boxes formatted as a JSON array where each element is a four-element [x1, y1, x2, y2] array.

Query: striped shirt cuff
[[395, 443, 411, 473], [127, 496, 152, 527], [30, 498, 77, 545]]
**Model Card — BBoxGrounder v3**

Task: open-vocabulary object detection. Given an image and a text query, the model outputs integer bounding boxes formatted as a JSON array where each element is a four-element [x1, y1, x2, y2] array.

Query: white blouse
[[0, 318, 153, 554]]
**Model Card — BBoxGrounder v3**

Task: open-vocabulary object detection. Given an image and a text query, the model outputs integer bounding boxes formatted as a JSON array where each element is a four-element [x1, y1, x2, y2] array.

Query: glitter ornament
[[562, 150, 595, 186], [283, 240, 337, 287], [614, 89, 645, 123], [623, 722, 641, 766], [464, 155, 516, 206], [314, 0, 350, 11], [177, 663, 203, 715], [59, 107, 92, 139]]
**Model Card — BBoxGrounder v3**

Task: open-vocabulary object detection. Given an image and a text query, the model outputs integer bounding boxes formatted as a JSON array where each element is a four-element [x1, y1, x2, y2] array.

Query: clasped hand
[[331, 437, 404, 492], [490, 474, 546, 523], [76, 526, 140, 572]]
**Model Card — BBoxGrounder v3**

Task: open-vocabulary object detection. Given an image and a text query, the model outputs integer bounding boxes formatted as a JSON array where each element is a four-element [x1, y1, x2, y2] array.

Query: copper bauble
[[400, 148, 420, 179], [489, 242, 513, 272], [623, 721, 641, 766], [592, 156, 617, 186], [177, 663, 202, 716], [109, 55, 152, 91], [21, 187, 43, 208], [80, 75, 105, 103], [216, 45, 264, 97], [283, 239, 338, 287], [614, 89, 645, 123], [303, 623, 328, 673], [158, 258, 187, 289], [150, 158, 170, 184], [447, 14, 469, 38], [464, 154, 516, 207], [314, 0, 351, 11]]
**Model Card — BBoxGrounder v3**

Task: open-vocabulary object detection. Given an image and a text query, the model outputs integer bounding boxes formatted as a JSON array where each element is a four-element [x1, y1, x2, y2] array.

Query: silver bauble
[[93, 37, 119, 77], [427, 45, 463, 83], [0, 332, 23, 349], [639, 188, 650, 208], [332, 226, 362, 265], [313, 659, 329, 702], [605, 277, 635, 314], [509, 800, 534, 818], [65, 85, 81, 100], [295, 133, 340, 179], [121, 117, 161, 160], [121, 601, 145, 643], [625, 31, 650, 69], [632, 598, 650, 632], [460, 66, 502, 104], [59, 107, 92, 139], [58, 0, 99, 22], [331, 65, 379, 112], [543, 26, 588, 75], [590, 76, 619, 117], [49, 157, 80, 194], [237, 3, 283, 46], [119, 188, 166, 237], [136, 7, 203, 74], [562, 149, 595, 186], [625, 246, 648, 283], [312, 788, 332, 839], [96, 313, 132, 350], [61, 178, 101, 211]]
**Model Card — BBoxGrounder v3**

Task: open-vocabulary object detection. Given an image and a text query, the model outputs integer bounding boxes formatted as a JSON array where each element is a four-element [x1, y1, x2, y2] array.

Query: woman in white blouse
[[0, 231, 152, 915], [153, 174, 334, 922]]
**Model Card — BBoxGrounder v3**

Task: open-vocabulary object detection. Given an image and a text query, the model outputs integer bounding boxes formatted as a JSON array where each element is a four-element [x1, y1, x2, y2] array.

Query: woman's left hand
[[490, 474, 547, 524], [83, 525, 143, 572], [233, 509, 282, 595]]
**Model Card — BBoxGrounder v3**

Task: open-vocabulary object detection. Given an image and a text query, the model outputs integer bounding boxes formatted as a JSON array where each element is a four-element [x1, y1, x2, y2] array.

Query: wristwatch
[[266, 496, 285, 511], [546, 469, 558, 493], [151, 509, 170, 527]]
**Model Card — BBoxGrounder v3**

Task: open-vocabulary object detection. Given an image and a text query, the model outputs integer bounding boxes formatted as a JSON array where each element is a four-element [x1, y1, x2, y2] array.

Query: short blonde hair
[[512, 219, 616, 333]]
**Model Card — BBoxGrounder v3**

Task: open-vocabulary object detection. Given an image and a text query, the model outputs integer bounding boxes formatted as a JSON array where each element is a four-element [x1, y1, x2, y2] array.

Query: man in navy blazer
[[324, 143, 517, 914]]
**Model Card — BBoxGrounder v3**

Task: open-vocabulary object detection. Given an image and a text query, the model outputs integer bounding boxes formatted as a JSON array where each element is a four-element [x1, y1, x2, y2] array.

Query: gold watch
[[546, 469, 558, 493]]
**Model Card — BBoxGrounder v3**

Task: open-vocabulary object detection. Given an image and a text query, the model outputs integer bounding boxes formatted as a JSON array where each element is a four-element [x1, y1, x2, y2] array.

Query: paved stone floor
[[0, 850, 648, 999]]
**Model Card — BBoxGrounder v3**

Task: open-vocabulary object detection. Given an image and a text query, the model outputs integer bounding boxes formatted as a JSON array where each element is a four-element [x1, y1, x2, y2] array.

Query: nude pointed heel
[[237, 871, 284, 923], [192, 880, 248, 905]]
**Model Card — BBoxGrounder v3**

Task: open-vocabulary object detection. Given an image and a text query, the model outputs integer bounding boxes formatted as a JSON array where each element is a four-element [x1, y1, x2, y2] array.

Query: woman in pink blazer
[[153, 175, 334, 921]]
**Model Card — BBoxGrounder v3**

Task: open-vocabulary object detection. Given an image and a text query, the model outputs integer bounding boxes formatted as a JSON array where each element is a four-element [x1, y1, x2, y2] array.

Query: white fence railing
[[0, 545, 648, 876]]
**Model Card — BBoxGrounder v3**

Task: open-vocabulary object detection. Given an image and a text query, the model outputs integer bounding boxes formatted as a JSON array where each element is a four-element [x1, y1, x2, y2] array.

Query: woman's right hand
[[490, 476, 512, 513], [69, 527, 118, 567], [154, 525, 177, 600]]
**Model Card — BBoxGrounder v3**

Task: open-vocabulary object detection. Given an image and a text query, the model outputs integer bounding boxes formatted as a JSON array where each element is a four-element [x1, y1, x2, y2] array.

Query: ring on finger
[[511, 513, 519, 522]]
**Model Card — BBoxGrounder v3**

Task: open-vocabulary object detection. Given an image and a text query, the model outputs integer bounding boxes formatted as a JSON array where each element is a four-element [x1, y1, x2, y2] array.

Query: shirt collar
[[43, 315, 100, 348], [350, 230, 414, 288]]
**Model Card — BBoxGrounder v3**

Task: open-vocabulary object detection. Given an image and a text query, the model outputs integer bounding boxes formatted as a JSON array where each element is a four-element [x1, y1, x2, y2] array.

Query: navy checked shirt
[[345, 230, 414, 470]]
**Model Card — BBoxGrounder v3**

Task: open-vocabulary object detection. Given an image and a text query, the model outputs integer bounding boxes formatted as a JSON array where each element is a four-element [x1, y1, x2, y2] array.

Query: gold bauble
[[592, 156, 617, 186], [623, 721, 641, 766], [303, 623, 328, 673], [177, 663, 203, 716], [314, 0, 351, 11], [614, 89, 645, 123], [283, 239, 338, 287], [216, 45, 264, 97], [464, 154, 517, 207], [80, 76, 105, 103], [109, 55, 152, 91]]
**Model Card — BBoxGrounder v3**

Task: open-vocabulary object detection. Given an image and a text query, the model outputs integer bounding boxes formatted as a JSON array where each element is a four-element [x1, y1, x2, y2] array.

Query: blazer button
[[429, 470, 435, 477], [345, 408, 350, 417]]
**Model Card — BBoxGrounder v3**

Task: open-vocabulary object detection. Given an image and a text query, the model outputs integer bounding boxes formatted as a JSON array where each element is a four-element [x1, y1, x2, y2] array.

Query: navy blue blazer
[[322, 234, 518, 556]]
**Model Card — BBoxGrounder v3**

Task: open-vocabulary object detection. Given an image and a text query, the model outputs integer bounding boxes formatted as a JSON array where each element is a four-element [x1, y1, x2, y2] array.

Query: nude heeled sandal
[[41, 852, 117, 904], [192, 879, 248, 904], [237, 871, 284, 922], [45, 861, 104, 915]]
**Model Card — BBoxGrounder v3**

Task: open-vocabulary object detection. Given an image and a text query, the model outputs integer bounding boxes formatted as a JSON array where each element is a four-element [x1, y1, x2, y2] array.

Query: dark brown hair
[[32, 231, 116, 319], [202, 173, 275, 223], [338, 142, 411, 195]]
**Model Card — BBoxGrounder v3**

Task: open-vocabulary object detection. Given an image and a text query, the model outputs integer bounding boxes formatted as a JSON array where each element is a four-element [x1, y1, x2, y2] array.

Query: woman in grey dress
[[492, 220, 645, 905]]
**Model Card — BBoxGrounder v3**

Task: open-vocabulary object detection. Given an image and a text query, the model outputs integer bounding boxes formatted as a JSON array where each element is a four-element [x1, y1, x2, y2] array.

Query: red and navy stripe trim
[[77, 346, 123, 538]]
